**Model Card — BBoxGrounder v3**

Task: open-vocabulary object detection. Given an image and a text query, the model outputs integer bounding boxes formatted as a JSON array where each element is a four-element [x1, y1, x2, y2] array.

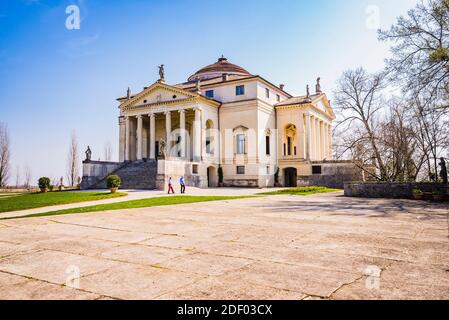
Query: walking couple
[[167, 176, 186, 194]]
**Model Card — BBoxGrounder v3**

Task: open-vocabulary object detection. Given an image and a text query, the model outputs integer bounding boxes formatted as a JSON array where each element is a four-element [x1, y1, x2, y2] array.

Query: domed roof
[[188, 56, 252, 81]]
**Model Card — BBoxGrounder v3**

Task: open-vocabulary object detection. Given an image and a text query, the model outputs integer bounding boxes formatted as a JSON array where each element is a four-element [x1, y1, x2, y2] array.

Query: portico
[[121, 107, 204, 162]]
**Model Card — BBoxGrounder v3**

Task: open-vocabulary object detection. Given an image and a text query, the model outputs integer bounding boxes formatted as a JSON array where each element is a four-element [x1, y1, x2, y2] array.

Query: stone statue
[[306, 85, 310, 98], [316, 77, 322, 94], [126, 87, 131, 99], [159, 139, 166, 158], [196, 79, 201, 92], [85, 146, 92, 162], [439, 157, 448, 184], [158, 64, 165, 81]]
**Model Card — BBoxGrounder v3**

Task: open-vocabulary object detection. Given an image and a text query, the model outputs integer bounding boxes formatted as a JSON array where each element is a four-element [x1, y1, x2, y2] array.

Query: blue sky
[[0, 0, 418, 185]]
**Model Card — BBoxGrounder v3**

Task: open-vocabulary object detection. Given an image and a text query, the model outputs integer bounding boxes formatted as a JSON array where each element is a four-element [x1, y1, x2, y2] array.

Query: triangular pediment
[[119, 81, 198, 109], [311, 94, 335, 120]]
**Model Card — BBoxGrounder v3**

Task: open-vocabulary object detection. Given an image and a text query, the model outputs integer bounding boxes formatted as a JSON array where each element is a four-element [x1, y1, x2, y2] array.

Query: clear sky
[[0, 0, 418, 185]]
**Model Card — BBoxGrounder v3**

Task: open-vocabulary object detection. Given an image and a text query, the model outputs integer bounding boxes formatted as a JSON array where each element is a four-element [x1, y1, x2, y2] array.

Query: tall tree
[[379, 0, 449, 106], [23, 165, 32, 188], [67, 130, 79, 187], [334, 68, 389, 181], [0, 123, 10, 187], [104, 141, 112, 161], [15, 165, 20, 188]]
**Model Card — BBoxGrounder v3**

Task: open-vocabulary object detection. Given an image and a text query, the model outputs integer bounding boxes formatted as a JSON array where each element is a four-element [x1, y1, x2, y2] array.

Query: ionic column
[[136, 115, 143, 160], [323, 123, 328, 159], [305, 114, 312, 161], [149, 113, 156, 160], [179, 109, 186, 159], [165, 111, 172, 158], [316, 118, 321, 161], [193, 108, 202, 161], [328, 124, 333, 159], [125, 116, 130, 161]]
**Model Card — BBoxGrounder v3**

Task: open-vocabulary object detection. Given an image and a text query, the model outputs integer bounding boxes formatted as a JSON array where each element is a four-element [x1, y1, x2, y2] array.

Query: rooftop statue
[[85, 146, 92, 162], [158, 64, 165, 81]]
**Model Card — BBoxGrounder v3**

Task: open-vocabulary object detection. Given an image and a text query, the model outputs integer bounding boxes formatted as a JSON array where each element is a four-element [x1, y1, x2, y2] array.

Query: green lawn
[[0, 191, 127, 213], [4, 195, 254, 220], [259, 186, 341, 196]]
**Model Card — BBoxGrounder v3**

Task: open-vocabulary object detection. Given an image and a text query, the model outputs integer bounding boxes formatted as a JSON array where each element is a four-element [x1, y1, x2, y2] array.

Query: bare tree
[[104, 141, 112, 161], [411, 96, 449, 180], [23, 165, 32, 188], [0, 123, 10, 187], [379, 0, 449, 106], [334, 68, 389, 181], [67, 130, 79, 187], [15, 165, 20, 188]]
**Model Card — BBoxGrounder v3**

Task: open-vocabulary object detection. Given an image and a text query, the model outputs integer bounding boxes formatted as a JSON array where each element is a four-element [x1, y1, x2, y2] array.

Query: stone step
[[90, 160, 157, 190]]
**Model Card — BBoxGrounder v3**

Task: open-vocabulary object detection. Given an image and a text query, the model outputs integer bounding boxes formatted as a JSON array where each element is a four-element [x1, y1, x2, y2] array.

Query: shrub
[[412, 188, 423, 194], [38, 177, 51, 190], [106, 175, 121, 188], [49, 185, 54, 192]]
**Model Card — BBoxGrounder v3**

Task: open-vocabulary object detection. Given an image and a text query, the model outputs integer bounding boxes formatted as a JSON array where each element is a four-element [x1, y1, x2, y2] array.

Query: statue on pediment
[[158, 64, 165, 81], [316, 77, 322, 94]]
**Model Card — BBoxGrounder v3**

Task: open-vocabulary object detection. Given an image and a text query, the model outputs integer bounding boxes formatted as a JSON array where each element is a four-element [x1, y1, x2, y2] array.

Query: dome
[[188, 56, 252, 81]]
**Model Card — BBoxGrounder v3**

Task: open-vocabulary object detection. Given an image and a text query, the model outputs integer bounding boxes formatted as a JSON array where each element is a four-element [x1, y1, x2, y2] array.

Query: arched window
[[284, 124, 297, 156]]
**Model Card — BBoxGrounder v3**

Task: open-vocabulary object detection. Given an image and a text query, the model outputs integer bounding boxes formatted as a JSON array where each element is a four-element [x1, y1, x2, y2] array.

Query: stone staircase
[[89, 160, 157, 190]]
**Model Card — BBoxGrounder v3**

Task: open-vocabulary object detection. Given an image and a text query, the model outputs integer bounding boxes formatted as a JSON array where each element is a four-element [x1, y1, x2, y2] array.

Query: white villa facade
[[82, 57, 359, 190]]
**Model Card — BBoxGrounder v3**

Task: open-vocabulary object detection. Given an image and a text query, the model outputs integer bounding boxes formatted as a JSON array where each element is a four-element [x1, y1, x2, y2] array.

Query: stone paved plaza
[[0, 192, 448, 300]]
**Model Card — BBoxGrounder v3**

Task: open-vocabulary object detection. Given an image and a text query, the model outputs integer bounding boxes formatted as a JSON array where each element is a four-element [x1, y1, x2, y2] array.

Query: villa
[[81, 57, 361, 190]]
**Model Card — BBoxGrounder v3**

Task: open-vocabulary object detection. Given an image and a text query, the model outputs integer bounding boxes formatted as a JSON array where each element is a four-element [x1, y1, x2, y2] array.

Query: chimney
[[222, 73, 229, 82], [279, 84, 285, 91]]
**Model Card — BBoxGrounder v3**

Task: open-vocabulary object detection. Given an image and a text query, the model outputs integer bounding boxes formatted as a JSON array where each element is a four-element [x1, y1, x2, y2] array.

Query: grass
[[0, 191, 127, 213], [2, 195, 254, 219], [259, 186, 341, 196]]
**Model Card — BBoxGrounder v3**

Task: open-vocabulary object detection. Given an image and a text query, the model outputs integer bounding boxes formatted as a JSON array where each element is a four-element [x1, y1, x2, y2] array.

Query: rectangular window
[[265, 136, 270, 155], [192, 164, 199, 174], [237, 166, 245, 175], [205, 90, 214, 98], [206, 138, 211, 154], [312, 166, 322, 175], [283, 143, 286, 156], [236, 134, 246, 154], [236, 85, 245, 96], [287, 137, 292, 156], [265, 88, 270, 98], [276, 94, 280, 102]]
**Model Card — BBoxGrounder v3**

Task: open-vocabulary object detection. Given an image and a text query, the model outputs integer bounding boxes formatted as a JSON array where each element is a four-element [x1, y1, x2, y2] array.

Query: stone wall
[[344, 182, 449, 199], [81, 161, 125, 189], [297, 161, 370, 189]]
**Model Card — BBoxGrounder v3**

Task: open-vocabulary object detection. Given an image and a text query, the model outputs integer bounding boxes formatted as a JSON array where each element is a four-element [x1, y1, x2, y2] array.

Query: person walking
[[179, 176, 186, 194], [167, 177, 175, 194]]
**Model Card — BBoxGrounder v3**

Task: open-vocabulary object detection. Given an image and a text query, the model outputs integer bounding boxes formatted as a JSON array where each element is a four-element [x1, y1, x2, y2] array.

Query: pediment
[[233, 125, 249, 132], [311, 94, 335, 120], [120, 82, 197, 109]]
